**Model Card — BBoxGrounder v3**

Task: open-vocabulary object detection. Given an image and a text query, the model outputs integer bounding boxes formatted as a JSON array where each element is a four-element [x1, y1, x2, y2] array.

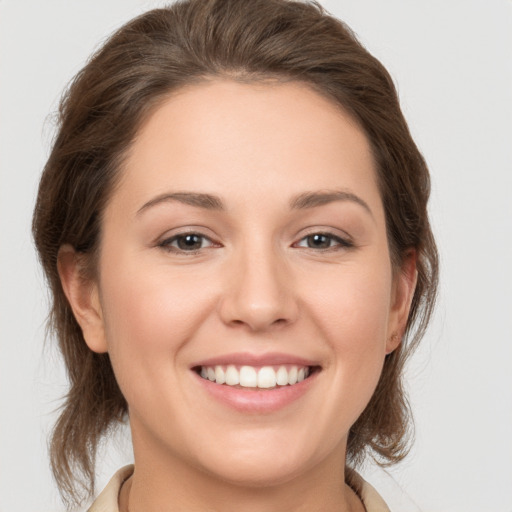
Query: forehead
[[113, 79, 382, 216]]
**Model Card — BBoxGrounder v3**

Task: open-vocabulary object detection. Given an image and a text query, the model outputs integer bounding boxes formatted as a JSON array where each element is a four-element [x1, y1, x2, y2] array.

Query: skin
[[59, 80, 416, 512]]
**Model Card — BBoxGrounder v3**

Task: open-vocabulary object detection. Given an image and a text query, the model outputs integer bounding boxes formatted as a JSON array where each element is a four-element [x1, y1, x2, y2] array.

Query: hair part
[[33, 0, 438, 506]]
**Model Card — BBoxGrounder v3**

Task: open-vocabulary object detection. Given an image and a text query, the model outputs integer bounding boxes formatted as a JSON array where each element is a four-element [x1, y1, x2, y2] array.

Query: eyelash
[[293, 232, 354, 251], [158, 232, 217, 254], [158, 231, 353, 255]]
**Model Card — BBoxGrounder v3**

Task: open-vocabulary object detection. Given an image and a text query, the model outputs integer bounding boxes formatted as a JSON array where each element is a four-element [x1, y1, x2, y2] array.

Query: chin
[[189, 427, 334, 489], [200, 454, 308, 489]]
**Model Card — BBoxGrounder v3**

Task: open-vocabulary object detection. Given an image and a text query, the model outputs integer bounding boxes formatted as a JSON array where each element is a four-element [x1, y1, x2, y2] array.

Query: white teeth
[[276, 366, 289, 386], [257, 366, 277, 388], [239, 366, 257, 387], [215, 366, 225, 384], [199, 364, 312, 388], [225, 365, 240, 386], [288, 366, 298, 385]]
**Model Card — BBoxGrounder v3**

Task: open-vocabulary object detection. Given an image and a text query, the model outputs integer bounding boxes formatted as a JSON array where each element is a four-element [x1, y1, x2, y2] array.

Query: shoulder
[[349, 471, 391, 512], [87, 465, 134, 512]]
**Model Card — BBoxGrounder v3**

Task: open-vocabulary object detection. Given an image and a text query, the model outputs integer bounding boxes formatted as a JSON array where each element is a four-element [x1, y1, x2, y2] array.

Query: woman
[[32, 0, 438, 510]]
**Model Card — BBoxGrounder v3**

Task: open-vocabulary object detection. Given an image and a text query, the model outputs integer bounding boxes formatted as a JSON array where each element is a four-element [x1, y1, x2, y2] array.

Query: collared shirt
[[88, 465, 391, 512]]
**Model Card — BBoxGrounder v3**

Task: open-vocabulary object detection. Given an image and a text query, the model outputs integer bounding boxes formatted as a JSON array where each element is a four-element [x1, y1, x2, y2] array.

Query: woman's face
[[75, 80, 414, 486]]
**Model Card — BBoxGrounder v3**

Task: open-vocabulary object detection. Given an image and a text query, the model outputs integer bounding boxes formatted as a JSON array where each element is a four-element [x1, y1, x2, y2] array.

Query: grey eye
[[305, 234, 333, 249], [160, 233, 214, 252], [175, 234, 205, 251], [295, 233, 353, 250]]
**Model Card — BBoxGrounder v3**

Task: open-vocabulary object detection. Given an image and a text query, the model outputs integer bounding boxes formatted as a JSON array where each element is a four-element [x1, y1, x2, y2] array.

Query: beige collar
[[88, 465, 390, 512]]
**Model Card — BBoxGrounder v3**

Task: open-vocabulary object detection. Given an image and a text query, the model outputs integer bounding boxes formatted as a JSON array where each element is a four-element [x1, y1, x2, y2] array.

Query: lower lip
[[193, 371, 318, 413]]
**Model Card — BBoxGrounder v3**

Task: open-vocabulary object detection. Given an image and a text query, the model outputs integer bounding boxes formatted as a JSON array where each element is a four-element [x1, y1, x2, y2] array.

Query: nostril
[[225, 314, 291, 331], [217, 264, 299, 331]]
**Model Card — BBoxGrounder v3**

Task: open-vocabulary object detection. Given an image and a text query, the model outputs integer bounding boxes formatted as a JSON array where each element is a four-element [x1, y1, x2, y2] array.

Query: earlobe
[[57, 244, 108, 354], [386, 332, 401, 354], [386, 250, 418, 354]]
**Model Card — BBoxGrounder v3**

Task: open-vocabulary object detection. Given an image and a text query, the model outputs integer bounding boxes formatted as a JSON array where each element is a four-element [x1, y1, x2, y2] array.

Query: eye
[[159, 233, 215, 253], [295, 232, 352, 250]]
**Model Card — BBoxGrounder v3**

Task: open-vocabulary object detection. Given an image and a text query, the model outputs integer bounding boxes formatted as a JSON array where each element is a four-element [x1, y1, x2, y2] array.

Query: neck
[[122, 431, 364, 512]]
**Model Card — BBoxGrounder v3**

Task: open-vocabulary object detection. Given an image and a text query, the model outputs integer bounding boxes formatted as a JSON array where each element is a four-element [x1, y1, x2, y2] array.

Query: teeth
[[199, 364, 312, 388], [257, 366, 277, 388], [225, 365, 239, 386], [215, 366, 226, 384], [240, 366, 258, 387], [276, 366, 289, 386]]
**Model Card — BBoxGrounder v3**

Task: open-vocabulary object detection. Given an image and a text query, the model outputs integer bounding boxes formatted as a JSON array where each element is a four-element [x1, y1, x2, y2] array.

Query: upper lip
[[191, 352, 320, 368]]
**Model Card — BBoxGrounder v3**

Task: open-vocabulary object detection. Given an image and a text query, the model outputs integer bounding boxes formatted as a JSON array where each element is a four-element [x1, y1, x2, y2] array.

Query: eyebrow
[[290, 189, 373, 217], [137, 192, 224, 215], [136, 188, 372, 217]]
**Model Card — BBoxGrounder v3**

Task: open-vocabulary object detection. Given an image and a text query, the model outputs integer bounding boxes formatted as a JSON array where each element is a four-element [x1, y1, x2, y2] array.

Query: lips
[[191, 353, 321, 412]]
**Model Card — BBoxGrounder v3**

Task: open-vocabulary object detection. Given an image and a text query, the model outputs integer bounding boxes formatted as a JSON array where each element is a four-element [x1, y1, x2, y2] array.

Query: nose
[[218, 242, 299, 332]]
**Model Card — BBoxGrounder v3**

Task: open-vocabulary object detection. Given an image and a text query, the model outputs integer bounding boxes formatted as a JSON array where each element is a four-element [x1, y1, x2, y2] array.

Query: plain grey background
[[1, 1, 511, 510]]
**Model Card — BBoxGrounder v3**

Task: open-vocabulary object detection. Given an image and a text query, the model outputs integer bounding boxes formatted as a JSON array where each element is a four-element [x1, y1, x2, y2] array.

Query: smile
[[198, 364, 312, 389], [191, 353, 321, 412]]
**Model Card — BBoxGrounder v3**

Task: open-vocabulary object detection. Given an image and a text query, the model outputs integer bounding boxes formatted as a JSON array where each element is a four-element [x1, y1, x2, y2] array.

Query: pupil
[[178, 234, 201, 250], [309, 234, 329, 248]]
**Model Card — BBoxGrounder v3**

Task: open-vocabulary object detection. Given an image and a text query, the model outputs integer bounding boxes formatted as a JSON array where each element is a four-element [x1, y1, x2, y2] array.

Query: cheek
[[304, 261, 393, 396], [309, 262, 392, 342], [98, 256, 216, 396]]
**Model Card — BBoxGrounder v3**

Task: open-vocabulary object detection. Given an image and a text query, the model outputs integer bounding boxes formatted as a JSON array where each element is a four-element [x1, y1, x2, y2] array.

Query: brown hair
[[33, 0, 438, 506]]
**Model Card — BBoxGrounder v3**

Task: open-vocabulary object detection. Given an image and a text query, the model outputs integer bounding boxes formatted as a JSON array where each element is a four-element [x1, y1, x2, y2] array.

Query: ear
[[386, 250, 418, 354], [57, 244, 108, 353]]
